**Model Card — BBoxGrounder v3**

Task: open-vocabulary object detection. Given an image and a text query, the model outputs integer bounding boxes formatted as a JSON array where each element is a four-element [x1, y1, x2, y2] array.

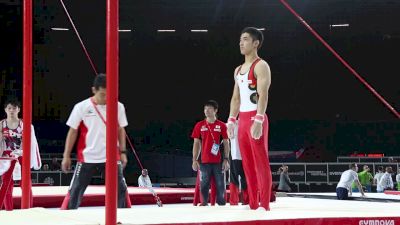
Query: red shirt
[[191, 119, 228, 164]]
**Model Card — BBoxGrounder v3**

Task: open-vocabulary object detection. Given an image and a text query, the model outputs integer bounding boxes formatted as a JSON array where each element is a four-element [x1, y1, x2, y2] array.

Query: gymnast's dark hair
[[93, 73, 106, 90], [3, 98, 21, 109], [241, 27, 264, 49]]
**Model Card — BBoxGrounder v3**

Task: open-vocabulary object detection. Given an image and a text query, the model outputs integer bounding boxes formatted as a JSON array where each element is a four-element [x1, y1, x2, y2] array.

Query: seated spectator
[[50, 157, 61, 171], [138, 169, 152, 188], [42, 164, 50, 171]]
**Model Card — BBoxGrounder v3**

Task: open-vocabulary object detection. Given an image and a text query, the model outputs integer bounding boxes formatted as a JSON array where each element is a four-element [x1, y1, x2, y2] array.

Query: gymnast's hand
[[61, 156, 71, 173], [251, 121, 263, 140], [227, 123, 235, 139]]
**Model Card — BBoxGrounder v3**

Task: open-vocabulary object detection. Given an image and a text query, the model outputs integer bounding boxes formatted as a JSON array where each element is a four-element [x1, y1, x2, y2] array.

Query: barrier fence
[[26, 162, 400, 187]]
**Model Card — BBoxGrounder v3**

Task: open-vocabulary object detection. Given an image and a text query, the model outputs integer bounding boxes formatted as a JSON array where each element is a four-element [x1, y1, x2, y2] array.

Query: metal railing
[[337, 156, 400, 163]]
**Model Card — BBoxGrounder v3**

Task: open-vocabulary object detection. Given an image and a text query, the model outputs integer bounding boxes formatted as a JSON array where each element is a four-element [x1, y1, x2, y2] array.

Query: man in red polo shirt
[[191, 100, 230, 206]]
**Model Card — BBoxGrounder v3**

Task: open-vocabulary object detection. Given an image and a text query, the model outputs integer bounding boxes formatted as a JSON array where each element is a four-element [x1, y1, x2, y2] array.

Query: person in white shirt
[[60, 74, 130, 209], [396, 169, 400, 191], [373, 166, 384, 187], [336, 163, 365, 200], [228, 121, 249, 205], [138, 169, 152, 188], [377, 166, 394, 193]]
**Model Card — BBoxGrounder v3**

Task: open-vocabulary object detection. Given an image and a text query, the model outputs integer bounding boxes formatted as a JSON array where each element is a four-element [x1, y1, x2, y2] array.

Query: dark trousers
[[193, 170, 216, 206], [63, 162, 128, 209], [199, 163, 226, 205], [230, 159, 247, 190], [336, 187, 349, 200]]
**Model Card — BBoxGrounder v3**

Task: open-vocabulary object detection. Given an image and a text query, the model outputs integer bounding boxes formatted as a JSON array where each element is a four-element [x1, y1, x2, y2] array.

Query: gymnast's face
[[4, 104, 20, 119], [92, 87, 107, 104], [239, 32, 259, 55]]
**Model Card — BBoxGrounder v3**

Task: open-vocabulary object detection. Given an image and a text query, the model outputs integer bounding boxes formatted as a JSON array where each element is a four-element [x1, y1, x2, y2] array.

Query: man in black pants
[[60, 74, 130, 209]]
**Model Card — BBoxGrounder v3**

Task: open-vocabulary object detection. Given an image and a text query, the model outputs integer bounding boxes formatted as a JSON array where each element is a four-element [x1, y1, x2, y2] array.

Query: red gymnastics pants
[[0, 155, 32, 210], [238, 110, 272, 210]]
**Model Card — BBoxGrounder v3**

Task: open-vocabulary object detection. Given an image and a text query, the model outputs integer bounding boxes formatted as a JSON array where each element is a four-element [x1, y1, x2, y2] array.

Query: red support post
[[22, 0, 33, 209], [105, 0, 119, 224]]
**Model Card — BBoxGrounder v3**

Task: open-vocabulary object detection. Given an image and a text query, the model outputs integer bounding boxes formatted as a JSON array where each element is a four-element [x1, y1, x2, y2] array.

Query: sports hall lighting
[[118, 29, 132, 32], [51, 28, 69, 31], [330, 24, 350, 27], [257, 28, 266, 31], [190, 29, 208, 32], [157, 29, 176, 32]]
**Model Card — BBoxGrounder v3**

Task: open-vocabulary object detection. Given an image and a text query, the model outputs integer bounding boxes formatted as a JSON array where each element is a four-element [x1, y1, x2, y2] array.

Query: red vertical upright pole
[[22, 0, 33, 209], [105, 0, 119, 224]]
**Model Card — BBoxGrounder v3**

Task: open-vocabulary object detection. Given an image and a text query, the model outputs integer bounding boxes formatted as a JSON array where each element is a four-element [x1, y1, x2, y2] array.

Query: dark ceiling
[[1, 0, 399, 123]]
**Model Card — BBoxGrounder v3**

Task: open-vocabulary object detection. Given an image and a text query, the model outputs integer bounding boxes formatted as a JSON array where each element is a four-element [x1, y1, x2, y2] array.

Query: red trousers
[[229, 183, 249, 205], [238, 111, 272, 210], [0, 159, 17, 210], [0, 156, 33, 210]]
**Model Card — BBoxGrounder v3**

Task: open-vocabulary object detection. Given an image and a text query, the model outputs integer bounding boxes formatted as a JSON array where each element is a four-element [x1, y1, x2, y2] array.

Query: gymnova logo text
[[359, 220, 395, 225]]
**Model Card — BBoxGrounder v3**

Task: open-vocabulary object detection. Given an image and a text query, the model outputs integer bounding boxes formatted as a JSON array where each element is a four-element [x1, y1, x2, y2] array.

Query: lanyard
[[90, 97, 107, 125], [205, 120, 217, 144]]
